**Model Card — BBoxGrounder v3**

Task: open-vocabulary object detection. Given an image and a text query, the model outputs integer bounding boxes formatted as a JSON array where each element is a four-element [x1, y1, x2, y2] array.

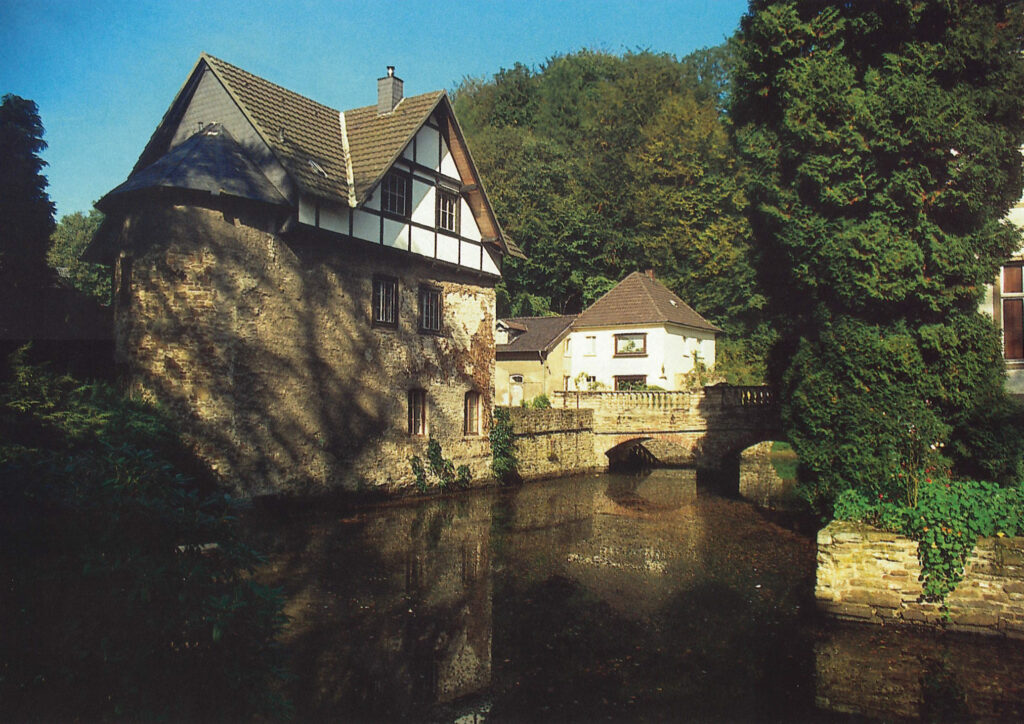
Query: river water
[[250, 471, 1024, 722]]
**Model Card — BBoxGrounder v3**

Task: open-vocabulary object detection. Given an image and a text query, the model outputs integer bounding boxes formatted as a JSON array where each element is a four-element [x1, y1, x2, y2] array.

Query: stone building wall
[[111, 199, 496, 497], [817, 521, 1024, 638], [508, 407, 600, 479]]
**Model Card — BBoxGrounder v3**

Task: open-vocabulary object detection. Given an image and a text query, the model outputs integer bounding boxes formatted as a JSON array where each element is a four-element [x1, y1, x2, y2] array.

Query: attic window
[[307, 159, 328, 178], [436, 188, 458, 233], [382, 171, 410, 217]]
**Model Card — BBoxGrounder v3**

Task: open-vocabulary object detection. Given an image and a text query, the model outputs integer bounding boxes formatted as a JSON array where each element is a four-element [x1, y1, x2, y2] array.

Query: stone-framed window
[[419, 286, 442, 333], [372, 276, 398, 327], [614, 332, 647, 357], [1002, 263, 1024, 361], [408, 389, 427, 435], [381, 171, 410, 217], [436, 187, 459, 233], [464, 390, 481, 436]]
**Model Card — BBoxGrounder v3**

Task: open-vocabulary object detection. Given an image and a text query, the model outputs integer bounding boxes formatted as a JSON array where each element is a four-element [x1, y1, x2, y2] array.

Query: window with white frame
[[382, 171, 409, 217], [436, 187, 459, 233], [584, 335, 596, 356], [1002, 263, 1024, 360], [408, 389, 427, 435]]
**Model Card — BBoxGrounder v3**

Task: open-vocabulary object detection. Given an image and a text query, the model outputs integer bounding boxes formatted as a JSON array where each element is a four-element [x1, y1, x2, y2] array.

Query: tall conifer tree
[[0, 94, 56, 336], [733, 1, 1024, 509]]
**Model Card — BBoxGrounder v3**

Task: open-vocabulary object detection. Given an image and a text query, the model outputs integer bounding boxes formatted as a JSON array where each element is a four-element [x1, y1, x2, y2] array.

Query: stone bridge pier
[[553, 385, 784, 493]]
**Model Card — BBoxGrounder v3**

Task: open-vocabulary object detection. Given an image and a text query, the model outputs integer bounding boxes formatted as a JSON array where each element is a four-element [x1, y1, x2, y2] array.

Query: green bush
[[835, 477, 1024, 601], [0, 349, 290, 721], [525, 393, 552, 408]]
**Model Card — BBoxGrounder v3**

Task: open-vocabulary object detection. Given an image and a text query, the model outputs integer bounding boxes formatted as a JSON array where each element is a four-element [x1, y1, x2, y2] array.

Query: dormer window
[[382, 171, 409, 217], [437, 187, 459, 233]]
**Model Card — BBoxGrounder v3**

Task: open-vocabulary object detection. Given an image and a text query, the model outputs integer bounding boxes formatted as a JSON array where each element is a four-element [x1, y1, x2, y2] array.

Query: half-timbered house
[[88, 54, 520, 495]]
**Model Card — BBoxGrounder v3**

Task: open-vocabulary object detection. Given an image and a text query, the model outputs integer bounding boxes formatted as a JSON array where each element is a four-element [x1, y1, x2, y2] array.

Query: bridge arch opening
[[698, 440, 797, 506]]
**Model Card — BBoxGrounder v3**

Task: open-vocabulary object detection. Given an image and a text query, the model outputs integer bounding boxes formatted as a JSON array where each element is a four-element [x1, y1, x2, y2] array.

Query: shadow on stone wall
[[110, 198, 493, 496]]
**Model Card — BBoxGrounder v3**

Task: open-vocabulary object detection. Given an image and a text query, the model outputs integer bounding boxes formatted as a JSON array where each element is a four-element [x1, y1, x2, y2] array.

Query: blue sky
[[1, 0, 749, 219]]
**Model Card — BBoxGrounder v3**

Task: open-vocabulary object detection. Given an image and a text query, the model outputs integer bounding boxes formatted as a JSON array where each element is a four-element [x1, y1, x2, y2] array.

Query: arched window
[[464, 390, 481, 436]]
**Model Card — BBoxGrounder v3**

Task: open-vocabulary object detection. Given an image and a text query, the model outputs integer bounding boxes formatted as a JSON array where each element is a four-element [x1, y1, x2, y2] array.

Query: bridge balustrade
[[553, 386, 776, 411]]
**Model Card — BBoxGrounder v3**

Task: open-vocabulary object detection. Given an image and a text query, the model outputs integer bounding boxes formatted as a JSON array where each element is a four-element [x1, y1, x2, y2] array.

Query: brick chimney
[[377, 66, 403, 114], [645, 268, 655, 280]]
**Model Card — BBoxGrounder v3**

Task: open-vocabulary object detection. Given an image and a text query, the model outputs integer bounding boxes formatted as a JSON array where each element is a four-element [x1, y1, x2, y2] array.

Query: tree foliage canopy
[[454, 47, 772, 382], [733, 0, 1024, 511], [48, 209, 110, 304]]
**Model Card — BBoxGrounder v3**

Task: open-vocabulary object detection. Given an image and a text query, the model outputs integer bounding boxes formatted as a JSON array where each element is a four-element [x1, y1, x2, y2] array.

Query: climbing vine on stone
[[410, 438, 470, 492], [489, 407, 519, 483]]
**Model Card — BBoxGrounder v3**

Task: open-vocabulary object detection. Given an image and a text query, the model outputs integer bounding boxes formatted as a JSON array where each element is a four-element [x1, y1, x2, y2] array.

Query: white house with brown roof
[[566, 271, 719, 391], [496, 272, 719, 400], [88, 55, 519, 496]]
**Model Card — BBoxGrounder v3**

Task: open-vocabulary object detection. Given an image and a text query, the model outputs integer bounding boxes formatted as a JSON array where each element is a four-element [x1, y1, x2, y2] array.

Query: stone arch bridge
[[552, 385, 784, 477]]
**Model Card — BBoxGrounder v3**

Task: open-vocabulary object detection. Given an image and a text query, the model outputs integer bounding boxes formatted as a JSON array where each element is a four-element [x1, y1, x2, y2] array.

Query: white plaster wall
[[411, 179, 434, 227], [417, 125, 440, 169], [564, 325, 717, 391]]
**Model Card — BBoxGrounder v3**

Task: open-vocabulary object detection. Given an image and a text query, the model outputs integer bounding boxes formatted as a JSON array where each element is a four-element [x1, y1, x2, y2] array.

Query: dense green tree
[[0, 94, 57, 336], [48, 209, 110, 304], [0, 94, 55, 279], [733, 1, 1024, 511], [454, 47, 770, 381]]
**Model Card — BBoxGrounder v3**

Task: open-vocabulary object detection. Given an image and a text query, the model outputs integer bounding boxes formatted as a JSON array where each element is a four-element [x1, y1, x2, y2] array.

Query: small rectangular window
[[419, 286, 442, 333], [382, 171, 409, 217], [436, 188, 459, 233], [464, 391, 481, 435], [584, 336, 596, 356], [372, 276, 398, 327], [408, 389, 427, 435], [564, 338, 571, 357]]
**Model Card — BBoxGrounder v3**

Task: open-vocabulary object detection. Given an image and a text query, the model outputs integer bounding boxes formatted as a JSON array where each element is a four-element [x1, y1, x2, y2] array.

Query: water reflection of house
[[496, 272, 719, 403], [87, 54, 521, 495]]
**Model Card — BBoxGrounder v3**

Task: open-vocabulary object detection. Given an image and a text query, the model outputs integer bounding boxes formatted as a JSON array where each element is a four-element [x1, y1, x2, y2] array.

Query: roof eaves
[[438, 93, 523, 259]]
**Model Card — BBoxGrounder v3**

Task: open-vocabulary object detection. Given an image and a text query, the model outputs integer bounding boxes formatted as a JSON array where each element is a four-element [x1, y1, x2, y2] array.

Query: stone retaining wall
[[508, 407, 600, 479], [816, 521, 1024, 638]]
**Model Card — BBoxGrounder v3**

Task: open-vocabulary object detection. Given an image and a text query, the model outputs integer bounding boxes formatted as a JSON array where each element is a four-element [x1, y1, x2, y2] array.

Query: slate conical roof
[[574, 272, 720, 332], [100, 123, 288, 207]]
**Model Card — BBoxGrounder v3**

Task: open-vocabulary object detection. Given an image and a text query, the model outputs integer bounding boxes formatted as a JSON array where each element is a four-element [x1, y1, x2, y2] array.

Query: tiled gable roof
[[496, 315, 576, 356], [203, 54, 351, 203], [574, 272, 720, 333], [344, 91, 445, 204]]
